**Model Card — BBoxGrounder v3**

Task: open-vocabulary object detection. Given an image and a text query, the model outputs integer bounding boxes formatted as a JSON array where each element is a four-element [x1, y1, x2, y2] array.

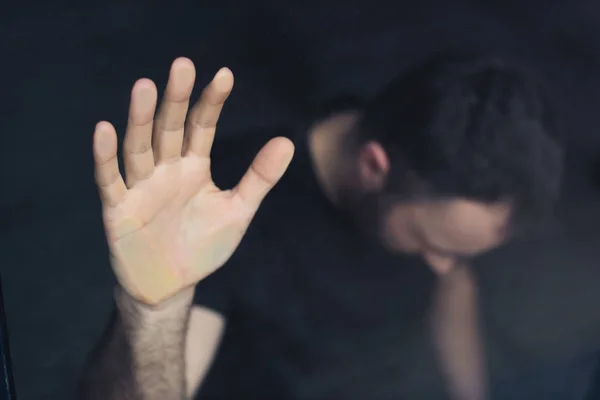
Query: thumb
[[234, 137, 295, 209]]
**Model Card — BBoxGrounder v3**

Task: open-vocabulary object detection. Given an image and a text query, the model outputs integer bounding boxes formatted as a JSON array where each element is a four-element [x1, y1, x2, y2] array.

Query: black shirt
[[193, 120, 445, 399]]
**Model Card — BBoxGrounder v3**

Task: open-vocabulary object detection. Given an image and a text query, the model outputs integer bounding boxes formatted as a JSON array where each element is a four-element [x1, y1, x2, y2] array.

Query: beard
[[338, 188, 393, 246], [339, 185, 421, 255]]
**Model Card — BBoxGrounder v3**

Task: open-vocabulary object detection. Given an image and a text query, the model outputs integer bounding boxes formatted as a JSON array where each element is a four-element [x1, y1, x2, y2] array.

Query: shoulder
[[476, 233, 600, 369]]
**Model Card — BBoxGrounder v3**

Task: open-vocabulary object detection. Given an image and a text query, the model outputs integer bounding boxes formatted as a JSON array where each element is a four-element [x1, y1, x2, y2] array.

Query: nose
[[423, 253, 456, 275]]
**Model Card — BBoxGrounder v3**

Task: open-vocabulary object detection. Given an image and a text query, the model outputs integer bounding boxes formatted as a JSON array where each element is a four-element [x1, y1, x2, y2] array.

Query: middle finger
[[153, 57, 196, 164]]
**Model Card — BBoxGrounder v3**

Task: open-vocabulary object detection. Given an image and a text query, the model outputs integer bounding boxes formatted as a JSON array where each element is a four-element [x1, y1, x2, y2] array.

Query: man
[[78, 52, 564, 399]]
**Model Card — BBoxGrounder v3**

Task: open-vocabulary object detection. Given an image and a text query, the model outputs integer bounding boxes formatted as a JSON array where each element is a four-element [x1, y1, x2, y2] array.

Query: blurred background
[[1, 0, 600, 398]]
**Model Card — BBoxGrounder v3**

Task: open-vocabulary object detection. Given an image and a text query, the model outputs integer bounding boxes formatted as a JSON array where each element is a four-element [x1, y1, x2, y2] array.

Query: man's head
[[342, 53, 565, 274]]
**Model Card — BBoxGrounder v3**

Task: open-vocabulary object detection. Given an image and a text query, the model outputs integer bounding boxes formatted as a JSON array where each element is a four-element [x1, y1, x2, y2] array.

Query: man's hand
[[93, 57, 295, 305]]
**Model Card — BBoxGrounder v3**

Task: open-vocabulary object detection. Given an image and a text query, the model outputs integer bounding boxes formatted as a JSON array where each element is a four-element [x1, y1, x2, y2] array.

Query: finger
[[234, 137, 295, 209], [154, 57, 196, 164], [185, 67, 234, 158], [123, 78, 157, 187], [94, 121, 127, 208]]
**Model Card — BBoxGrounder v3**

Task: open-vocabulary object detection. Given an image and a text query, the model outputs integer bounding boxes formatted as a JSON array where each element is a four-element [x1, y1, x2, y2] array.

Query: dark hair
[[355, 52, 565, 234]]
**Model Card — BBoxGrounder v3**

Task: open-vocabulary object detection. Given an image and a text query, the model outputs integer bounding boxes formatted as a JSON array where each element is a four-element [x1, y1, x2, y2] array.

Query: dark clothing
[[193, 121, 446, 399], [491, 355, 599, 400], [191, 118, 600, 399]]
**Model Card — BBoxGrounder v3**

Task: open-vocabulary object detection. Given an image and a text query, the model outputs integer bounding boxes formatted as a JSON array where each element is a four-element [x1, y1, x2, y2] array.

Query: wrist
[[115, 284, 195, 318]]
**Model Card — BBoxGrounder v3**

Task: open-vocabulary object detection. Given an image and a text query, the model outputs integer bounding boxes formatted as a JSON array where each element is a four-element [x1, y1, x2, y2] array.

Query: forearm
[[79, 285, 195, 400], [432, 266, 487, 400]]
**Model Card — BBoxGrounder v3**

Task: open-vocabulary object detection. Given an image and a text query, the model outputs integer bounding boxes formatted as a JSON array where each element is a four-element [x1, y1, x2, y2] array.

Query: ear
[[357, 141, 390, 191]]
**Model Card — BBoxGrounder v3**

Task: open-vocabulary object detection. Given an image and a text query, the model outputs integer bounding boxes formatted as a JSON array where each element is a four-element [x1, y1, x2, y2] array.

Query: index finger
[[184, 68, 234, 158]]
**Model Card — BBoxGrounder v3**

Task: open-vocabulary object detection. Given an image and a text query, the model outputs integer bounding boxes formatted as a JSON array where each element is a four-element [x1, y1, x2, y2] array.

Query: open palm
[[93, 58, 294, 305]]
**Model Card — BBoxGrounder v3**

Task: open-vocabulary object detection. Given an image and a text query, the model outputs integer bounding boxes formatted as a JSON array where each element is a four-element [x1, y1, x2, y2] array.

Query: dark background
[[2, 1, 600, 398]]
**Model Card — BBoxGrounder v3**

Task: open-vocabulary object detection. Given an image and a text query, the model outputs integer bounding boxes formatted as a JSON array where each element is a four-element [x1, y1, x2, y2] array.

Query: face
[[352, 141, 511, 275], [380, 199, 510, 274]]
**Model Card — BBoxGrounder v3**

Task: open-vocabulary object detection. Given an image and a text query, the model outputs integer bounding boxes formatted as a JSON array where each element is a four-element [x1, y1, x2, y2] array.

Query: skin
[[93, 58, 295, 305], [83, 58, 295, 400]]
